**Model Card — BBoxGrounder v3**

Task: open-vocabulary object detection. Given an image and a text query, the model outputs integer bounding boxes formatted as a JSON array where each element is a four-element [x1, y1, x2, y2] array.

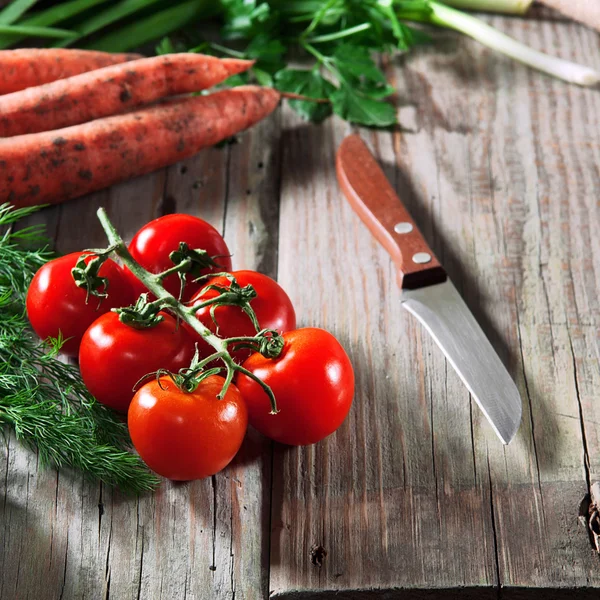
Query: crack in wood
[[229, 481, 236, 599], [515, 301, 546, 521], [431, 361, 439, 511], [103, 506, 113, 600], [468, 399, 478, 484], [568, 329, 591, 492], [211, 474, 218, 574], [136, 530, 144, 600], [486, 452, 502, 597], [58, 536, 69, 600]]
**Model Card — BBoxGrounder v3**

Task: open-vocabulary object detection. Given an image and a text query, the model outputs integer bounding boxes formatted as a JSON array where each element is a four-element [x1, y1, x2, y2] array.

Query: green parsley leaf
[[332, 44, 387, 84], [155, 36, 175, 55], [221, 0, 273, 40], [223, 72, 250, 87], [356, 80, 396, 100], [246, 34, 285, 61], [275, 68, 335, 122], [330, 85, 396, 127], [252, 66, 274, 87], [245, 33, 286, 73], [155, 36, 187, 56]]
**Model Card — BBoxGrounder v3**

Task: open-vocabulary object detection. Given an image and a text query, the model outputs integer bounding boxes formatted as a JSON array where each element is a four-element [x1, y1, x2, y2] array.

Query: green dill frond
[[0, 204, 159, 494]]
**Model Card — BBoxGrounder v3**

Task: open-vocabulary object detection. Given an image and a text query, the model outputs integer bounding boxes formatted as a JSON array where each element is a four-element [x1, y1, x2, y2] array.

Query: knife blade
[[336, 134, 522, 444]]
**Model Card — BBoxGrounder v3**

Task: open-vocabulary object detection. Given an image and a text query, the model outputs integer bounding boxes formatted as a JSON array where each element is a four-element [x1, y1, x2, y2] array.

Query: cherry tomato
[[128, 375, 248, 480], [128, 214, 232, 302], [79, 311, 195, 412], [236, 328, 354, 446], [26, 252, 135, 356], [187, 270, 297, 363]]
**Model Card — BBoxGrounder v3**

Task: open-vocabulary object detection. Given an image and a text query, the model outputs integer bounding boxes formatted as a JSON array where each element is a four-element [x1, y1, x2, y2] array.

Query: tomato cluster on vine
[[26, 212, 355, 482]]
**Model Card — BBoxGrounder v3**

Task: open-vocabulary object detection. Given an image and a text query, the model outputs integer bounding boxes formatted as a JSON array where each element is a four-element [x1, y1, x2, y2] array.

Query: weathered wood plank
[[482, 13, 600, 592], [270, 13, 600, 599], [2, 12, 600, 600], [1, 113, 280, 599], [271, 104, 497, 599]]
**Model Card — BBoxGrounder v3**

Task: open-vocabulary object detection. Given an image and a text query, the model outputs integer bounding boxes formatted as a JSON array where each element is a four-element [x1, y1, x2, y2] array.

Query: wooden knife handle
[[336, 134, 447, 290]]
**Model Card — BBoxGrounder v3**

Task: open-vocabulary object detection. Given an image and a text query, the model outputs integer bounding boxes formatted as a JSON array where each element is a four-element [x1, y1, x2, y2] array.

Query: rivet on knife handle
[[336, 135, 447, 290]]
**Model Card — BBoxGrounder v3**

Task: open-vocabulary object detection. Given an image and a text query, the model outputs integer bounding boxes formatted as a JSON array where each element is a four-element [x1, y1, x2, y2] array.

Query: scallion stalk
[[0, 0, 40, 25], [83, 0, 213, 52], [444, 0, 532, 14], [0, 23, 75, 38], [406, 1, 600, 86], [0, 0, 111, 50]]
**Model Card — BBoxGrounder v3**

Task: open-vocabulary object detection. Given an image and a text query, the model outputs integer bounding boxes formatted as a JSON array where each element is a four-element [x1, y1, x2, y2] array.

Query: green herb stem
[[307, 22, 373, 43], [208, 42, 247, 59], [303, 0, 340, 35]]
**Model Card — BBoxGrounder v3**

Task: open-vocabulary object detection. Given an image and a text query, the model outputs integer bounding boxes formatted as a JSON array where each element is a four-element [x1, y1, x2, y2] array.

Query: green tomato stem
[[96, 207, 279, 412], [153, 262, 190, 282], [303, 0, 339, 36]]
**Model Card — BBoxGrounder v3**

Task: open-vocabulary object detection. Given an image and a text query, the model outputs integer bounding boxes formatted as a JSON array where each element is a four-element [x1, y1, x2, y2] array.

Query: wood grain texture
[[1, 12, 600, 600], [1, 116, 280, 600], [270, 12, 600, 599]]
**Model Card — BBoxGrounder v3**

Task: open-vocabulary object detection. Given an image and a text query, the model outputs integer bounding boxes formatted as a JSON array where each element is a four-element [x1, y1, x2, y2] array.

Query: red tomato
[[128, 214, 232, 302], [236, 328, 354, 445], [128, 375, 248, 480], [187, 270, 296, 363], [26, 252, 135, 356], [79, 312, 195, 412]]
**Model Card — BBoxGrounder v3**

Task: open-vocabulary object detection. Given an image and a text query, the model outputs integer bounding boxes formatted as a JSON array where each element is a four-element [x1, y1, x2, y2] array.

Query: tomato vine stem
[[95, 207, 280, 414]]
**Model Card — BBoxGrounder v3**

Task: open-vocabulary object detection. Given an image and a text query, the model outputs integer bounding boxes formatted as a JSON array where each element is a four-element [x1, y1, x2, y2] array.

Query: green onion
[[52, 0, 167, 48], [0, 0, 111, 49], [84, 0, 212, 52], [21, 0, 112, 26], [445, 0, 533, 13], [421, 1, 600, 86], [0, 23, 75, 38], [0, 0, 40, 25]]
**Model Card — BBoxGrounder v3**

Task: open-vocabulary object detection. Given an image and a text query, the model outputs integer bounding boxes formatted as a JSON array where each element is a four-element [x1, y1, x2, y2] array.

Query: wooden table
[[2, 9, 600, 600]]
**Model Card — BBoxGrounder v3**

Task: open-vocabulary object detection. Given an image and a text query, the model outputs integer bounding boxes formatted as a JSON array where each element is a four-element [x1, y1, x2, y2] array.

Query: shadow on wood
[[381, 157, 561, 470]]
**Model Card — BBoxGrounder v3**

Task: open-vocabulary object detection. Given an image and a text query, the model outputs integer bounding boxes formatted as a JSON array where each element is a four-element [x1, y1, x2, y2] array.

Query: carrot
[[1, 86, 280, 209], [0, 48, 141, 95], [0, 53, 255, 137]]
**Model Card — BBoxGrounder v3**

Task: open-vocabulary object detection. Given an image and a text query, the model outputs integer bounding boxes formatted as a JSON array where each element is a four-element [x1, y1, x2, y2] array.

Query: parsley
[[274, 69, 335, 122], [3, 0, 599, 126], [214, 0, 421, 126]]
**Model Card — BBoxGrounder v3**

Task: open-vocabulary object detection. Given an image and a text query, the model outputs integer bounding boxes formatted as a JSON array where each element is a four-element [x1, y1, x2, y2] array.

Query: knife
[[336, 134, 522, 444]]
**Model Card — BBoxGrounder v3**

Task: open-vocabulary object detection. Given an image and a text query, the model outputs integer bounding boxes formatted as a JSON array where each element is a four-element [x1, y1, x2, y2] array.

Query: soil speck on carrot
[[2, 86, 280, 208], [0, 54, 254, 138]]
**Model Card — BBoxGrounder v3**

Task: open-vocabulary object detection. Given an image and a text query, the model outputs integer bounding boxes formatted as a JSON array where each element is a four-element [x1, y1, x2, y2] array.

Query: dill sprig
[[0, 203, 159, 494]]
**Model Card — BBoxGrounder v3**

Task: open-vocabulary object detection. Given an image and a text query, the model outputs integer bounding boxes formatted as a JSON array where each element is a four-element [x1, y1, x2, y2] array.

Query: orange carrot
[[0, 48, 141, 95], [0, 53, 254, 137], [1, 86, 280, 208]]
